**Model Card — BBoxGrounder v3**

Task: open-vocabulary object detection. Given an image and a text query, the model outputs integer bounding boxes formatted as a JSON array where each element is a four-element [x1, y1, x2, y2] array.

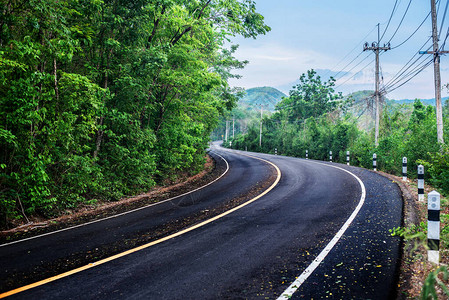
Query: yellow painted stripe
[[0, 154, 281, 299]]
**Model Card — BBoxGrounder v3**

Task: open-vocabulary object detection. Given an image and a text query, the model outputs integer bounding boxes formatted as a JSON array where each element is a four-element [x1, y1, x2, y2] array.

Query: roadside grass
[[391, 179, 449, 299]]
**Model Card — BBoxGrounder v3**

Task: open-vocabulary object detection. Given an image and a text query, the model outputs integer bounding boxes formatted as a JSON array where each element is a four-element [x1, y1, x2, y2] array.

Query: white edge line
[[0, 151, 230, 247], [276, 162, 367, 300], [0, 148, 282, 299]]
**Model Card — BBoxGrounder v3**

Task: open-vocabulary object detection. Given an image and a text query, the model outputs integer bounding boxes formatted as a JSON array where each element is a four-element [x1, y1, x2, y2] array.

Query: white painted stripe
[[0, 149, 282, 298], [428, 221, 440, 240], [0, 152, 230, 247], [428, 250, 439, 264], [418, 180, 424, 189], [277, 162, 366, 300]]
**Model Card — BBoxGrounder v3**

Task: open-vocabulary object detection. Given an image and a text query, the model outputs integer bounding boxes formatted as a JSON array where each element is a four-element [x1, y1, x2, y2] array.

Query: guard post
[[418, 165, 425, 202], [427, 190, 440, 264], [402, 157, 407, 181]]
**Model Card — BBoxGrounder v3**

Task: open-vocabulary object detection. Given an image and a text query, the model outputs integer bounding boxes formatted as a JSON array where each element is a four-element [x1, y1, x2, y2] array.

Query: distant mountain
[[387, 97, 449, 106], [345, 90, 376, 102], [240, 87, 287, 111]]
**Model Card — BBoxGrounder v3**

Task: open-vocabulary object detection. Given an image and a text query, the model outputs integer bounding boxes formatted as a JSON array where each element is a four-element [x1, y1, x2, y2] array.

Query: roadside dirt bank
[[378, 171, 448, 299], [0, 154, 223, 243]]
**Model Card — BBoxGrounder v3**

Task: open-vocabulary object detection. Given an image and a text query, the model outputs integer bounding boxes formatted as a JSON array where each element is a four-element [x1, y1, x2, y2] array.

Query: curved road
[[0, 143, 402, 299]]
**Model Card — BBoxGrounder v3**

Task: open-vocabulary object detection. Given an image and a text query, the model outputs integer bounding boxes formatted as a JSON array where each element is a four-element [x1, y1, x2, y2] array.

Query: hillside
[[386, 97, 449, 106], [240, 87, 286, 111]]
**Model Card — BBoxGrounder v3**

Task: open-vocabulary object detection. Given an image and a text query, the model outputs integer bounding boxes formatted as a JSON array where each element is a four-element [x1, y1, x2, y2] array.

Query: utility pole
[[259, 104, 263, 148], [420, 0, 448, 144], [363, 23, 390, 147], [225, 120, 229, 142], [232, 117, 235, 139]]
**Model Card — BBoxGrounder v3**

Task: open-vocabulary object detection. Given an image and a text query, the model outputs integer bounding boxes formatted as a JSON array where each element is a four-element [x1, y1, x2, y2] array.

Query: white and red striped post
[[427, 190, 440, 264], [329, 151, 332, 162], [346, 151, 350, 166], [418, 165, 425, 202], [402, 157, 407, 181], [373, 153, 377, 171]]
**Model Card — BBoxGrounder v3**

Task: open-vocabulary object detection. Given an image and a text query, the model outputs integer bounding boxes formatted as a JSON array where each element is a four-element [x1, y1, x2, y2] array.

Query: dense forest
[[229, 69, 449, 196], [0, 0, 270, 227]]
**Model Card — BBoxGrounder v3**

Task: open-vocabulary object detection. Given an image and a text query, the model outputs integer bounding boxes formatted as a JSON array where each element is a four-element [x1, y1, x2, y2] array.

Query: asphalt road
[[1, 144, 402, 299]]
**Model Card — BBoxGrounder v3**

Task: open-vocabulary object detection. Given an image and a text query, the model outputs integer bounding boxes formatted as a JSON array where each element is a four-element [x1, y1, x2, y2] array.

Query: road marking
[[0, 151, 229, 247], [0, 152, 281, 298], [277, 162, 366, 300]]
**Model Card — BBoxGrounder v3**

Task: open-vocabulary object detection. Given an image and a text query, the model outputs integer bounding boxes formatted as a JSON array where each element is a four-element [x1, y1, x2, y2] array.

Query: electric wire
[[390, 11, 430, 49], [322, 25, 378, 79], [379, 0, 400, 42], [382, 59, 433, 94], [383, 37, 432, 88], [332, 51, 367, 80], [386, 0, 413, 44], [334, 57, 376, 90], [383, 55, 432, 92], [438, 0, 449, 39]]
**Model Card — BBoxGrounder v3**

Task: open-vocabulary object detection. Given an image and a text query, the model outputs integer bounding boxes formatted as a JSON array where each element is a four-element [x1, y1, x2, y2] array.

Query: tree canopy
[[0, 0, 270, 227]]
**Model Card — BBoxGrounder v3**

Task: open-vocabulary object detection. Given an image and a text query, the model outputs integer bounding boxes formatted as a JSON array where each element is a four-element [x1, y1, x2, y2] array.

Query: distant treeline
[[230, 70, 449, 195]]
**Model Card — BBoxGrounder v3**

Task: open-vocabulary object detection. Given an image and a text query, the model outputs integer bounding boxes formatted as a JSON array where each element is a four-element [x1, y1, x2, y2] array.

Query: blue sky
[[228, 0, 449, 100]]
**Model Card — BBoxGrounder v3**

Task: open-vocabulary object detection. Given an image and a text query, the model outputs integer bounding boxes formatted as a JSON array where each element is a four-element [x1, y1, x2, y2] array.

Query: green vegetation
[[0, 0, 269, 228], [230, 70, 449, 274], [211, 86, 285, 141], [230, 69, 449, 194], [422, 266, 449, 299], [240, 86, 286, 111]]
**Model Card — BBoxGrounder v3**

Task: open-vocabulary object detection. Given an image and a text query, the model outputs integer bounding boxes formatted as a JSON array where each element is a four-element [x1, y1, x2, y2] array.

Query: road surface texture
[[0, 143, 402, 299]]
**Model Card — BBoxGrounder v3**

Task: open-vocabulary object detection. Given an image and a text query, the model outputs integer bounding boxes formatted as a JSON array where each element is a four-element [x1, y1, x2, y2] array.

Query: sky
[[227, 0, 449, 100]]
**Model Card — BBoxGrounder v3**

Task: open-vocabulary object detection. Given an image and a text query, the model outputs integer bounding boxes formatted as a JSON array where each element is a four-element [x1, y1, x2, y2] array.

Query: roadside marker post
[[402, 157, 407, 181], [373, 153, 377, 171], [346, 151, 350, 166], [427, 190, 440, 264], [418, 165, 425, 202], [306, 150, 308, 160], [329, 151, 332, 162], [275, 148, 278, 155]]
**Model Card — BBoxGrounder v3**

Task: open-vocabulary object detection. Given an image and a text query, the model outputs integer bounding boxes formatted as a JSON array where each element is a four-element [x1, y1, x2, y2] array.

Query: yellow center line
[[0, 153, 281, 298]]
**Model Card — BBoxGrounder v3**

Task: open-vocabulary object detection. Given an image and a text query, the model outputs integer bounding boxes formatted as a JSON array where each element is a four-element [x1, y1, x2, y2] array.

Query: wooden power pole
[[259, 104, 263, 148], [420, 0, 448, 144], [364, 23, 391, 147], [225, 120, 229, 142]]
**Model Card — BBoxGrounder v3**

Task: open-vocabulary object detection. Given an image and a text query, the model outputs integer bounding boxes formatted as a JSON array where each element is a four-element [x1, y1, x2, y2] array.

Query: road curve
[[0, 146, 277, 294], [1, 144, 402, 299]]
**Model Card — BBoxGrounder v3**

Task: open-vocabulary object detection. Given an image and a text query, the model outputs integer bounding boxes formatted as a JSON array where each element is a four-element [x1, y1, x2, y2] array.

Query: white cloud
[[227, 42, 449, 100], [228, 43, 335, 89]]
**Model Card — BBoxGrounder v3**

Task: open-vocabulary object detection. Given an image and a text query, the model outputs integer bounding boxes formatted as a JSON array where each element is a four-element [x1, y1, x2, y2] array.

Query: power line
[[390, 11, 431, 49], [332, 51, 368, 80], [380, 0, 400, 42], [384, 37, 432, 87], [323, 26, 378, 79], [382, 58, 433, 94], [386, 0, 413, 44], [438, 0, 449, 39], [334, 56, 376, 90]]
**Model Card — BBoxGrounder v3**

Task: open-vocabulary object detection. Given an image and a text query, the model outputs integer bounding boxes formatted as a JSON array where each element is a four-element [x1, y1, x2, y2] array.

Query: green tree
[[276, 69, 344, 121]]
